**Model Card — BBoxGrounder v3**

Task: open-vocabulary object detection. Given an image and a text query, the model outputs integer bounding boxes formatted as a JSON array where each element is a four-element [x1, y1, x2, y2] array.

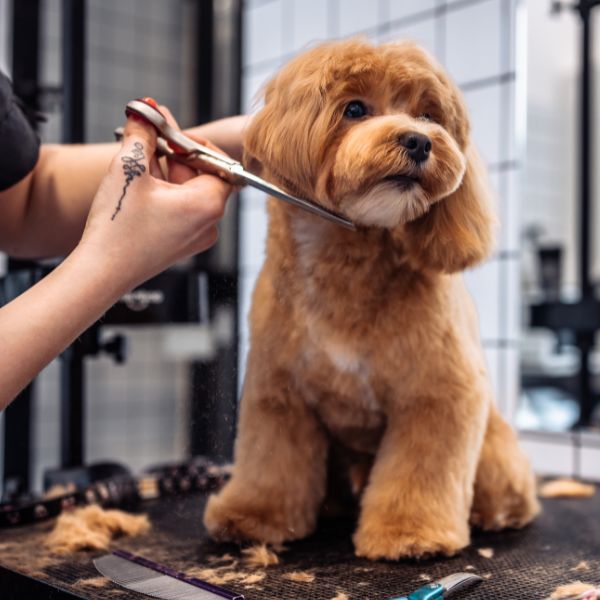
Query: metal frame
[[61, 0, 85, 143], [59, 0, 87, 467], [575, 0, 600, 424], [189, 0, 242, 462]]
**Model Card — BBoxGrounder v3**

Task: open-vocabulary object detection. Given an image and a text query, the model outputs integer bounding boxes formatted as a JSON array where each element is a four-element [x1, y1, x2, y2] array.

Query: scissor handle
[[390, 583, 444, 600], [126, 99, 239, 165], [113, 124, 246, 187]]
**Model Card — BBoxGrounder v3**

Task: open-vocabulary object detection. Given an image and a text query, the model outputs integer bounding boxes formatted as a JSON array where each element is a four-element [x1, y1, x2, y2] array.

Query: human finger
[[197, 225, 220, 253], [149, 155, 164, 179], [121, 111, 157, 163], [158, 104, 198, 184], [180, 175, 232, 226]]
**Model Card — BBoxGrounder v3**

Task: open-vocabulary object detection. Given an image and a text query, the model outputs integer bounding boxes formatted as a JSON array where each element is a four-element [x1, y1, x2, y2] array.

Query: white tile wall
[[517, 429, 600, 482], [464, 84, 502, 165], [0, 0, 10, 75], [240, 204, 269, 272], [289, 0, 329, 52], [519, 434, 575, 477], [380, 18, 436, 56], [337, 0, 381, 36], [580, 446, 600, 482], [240, 274, 256, 341], [464, 259, 501, 341], [445, 0, 502, 85], [29, 328, 190, 490], [32, 362, 61, 488], [500, 346, 520, 421], [242, 71, 270, 116], [389, 0, 436, 22], [500, 168, 521, 252], [503, 256, 521, 341], [501, 78, 518, 162], [243, 0, 284, 66]]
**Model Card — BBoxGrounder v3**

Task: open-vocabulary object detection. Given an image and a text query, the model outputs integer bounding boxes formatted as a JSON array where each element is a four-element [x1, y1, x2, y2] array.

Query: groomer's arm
[[0, 116, 231, 411], [0, 114, 248, 259], [0, 143, 120, 257], [186, 114, 248, 162]]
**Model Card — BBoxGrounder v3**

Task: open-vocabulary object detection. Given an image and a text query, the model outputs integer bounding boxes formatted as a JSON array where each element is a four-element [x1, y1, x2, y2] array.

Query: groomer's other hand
[[78, 111, 232, 291]]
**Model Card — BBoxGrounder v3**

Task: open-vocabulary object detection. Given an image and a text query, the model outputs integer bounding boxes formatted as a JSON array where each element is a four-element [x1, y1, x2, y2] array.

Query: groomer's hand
[[78, 111, 232, 290], [0, 108, 233, 411]]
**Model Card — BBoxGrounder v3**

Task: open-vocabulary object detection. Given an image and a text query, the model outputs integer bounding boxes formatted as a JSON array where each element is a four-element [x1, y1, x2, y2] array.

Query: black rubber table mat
[[0, 490, 599, 599]]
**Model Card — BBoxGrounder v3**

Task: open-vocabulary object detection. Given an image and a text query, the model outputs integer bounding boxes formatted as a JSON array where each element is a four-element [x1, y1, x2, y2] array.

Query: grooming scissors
[[390, 572, 483, 600], [114, 98, 356, 231]]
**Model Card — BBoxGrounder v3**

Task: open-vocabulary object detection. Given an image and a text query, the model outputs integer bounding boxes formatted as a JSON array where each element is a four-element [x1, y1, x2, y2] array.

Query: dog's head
[[245, 39, 494, 272]]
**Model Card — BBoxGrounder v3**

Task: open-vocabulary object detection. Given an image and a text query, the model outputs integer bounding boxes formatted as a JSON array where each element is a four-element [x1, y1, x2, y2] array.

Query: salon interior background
[[1, 0, 600, 493]]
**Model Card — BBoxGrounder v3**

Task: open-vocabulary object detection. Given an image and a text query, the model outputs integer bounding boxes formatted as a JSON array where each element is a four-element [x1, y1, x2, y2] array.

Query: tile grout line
[[243, 0, 501, 76], [435, 0, 446, 64], [496, 0, 514, 420]]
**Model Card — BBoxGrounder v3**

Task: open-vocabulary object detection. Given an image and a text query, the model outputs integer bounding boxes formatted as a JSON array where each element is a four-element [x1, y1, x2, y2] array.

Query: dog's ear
[[403, 145, 496, 273], [242, 79, 277, 178], [242, 49, 334, 196], [242, 71, 323, 192]]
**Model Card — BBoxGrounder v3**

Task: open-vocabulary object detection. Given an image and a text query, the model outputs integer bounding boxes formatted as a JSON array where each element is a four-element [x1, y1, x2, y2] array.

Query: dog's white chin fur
[[345, 182, 430, 229]]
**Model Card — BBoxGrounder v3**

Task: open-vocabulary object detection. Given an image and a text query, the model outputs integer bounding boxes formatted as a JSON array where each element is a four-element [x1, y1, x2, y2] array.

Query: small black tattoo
[[111, 142, 146, 220]]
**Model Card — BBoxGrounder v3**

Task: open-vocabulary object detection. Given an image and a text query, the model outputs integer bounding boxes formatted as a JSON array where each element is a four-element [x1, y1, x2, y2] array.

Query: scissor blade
[[437, 573, 483, 597], [233, 167, 356, 230]]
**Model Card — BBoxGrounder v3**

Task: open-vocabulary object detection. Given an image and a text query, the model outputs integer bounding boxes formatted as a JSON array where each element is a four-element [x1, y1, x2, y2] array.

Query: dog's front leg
[[204, 367, 328, 545], [353, 391, 487, 560]]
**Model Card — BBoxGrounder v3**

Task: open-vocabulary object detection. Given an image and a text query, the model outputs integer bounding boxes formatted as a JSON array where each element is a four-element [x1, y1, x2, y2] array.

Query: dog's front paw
[[353, 517, 469, 560], [470, 475, 540, 531], [473, 410, 541, 531], [203, 489, 314, 545]]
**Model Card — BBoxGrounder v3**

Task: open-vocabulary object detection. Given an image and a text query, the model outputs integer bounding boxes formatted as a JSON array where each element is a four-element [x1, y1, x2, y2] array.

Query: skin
[[0, 114, 248, 258], [0, 112, 248, 410]]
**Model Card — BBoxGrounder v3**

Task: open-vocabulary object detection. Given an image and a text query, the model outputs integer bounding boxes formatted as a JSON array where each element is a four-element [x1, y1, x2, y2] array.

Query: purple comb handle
[[112, 549, 244, 600]]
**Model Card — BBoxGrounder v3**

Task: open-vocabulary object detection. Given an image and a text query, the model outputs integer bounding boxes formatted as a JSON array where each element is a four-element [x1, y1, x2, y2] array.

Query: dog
[[204, 39, 540, 560]]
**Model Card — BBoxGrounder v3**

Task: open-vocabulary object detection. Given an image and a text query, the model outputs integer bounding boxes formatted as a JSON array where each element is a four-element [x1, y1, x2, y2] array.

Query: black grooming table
[[0, 490, 599, 599]]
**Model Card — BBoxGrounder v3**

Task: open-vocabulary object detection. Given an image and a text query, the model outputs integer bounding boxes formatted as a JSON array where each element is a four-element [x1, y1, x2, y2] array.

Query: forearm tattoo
[[111, 142, 146, 220]]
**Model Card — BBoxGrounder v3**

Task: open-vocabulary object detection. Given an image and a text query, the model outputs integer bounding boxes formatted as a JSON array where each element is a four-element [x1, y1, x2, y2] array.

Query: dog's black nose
[[398, 132, 432, 163]]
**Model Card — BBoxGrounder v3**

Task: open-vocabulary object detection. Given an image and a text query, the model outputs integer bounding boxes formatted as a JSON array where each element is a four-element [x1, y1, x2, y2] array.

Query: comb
[[94, 549, 244, 600]]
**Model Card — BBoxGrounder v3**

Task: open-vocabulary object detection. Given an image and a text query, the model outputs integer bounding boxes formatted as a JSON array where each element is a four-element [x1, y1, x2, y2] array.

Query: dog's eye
[[419, 112, 433, 121], [344, 101, 368, 119]]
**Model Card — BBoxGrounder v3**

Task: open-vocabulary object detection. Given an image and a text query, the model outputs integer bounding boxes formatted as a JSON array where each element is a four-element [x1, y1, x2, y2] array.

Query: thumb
[[120, 112, 158, 163]]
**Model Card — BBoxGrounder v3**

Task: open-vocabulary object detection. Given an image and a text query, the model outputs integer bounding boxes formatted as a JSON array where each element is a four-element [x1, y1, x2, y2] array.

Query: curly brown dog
[[204, 39, 540, 560]]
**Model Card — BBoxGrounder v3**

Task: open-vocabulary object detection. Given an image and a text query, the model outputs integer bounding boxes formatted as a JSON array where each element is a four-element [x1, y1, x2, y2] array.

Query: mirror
[[518, 0, 600, 433]]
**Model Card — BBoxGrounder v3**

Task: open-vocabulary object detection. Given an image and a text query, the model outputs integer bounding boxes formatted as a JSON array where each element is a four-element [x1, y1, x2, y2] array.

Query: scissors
[[114, 98, 356, 231], [390, 572, 483, 600]]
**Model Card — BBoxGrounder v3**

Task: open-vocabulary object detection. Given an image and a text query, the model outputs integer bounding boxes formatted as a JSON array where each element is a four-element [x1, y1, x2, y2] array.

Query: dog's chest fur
[[289, 219, 422, 453], [299, 319, 385, 454]]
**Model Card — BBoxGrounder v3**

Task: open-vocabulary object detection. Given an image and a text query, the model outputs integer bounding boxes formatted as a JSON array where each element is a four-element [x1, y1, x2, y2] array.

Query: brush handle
[[113, 549, 244, 600], [0, 458, 229, 528]]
